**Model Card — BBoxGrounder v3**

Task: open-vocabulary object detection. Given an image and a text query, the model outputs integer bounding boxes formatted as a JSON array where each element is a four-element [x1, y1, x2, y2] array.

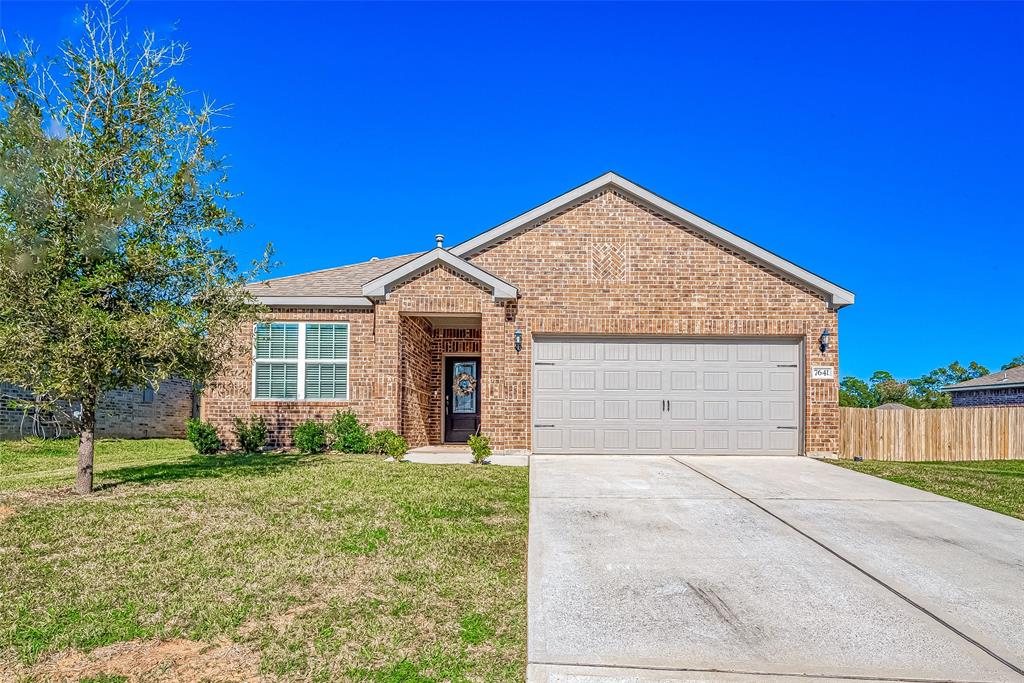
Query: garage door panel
[[536, 399, 563, 420], [670, 371, 697, 391], [636, 430, 661, 449], [637, 345, 662, 362], [636, 371, 662, 390], [603, 400, 629, 419], [533, 339, 801, 455], [702, 372, 729, 391], [636, 400, 662, 420], [669, 400, 697, 420], [603, 371, 629, 390]]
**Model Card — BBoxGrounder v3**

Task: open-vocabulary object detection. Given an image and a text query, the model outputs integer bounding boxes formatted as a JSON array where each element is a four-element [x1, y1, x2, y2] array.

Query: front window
[[253, 322, 349, 400]]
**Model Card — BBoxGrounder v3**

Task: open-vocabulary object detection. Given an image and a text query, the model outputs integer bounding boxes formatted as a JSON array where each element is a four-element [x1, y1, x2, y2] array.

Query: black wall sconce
[[819, 329, 830, 353], [514, 328, 523, 353]]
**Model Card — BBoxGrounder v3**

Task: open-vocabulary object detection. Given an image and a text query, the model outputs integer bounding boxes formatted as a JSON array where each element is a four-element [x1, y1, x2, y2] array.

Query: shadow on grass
[[95, 451, 317, 490]]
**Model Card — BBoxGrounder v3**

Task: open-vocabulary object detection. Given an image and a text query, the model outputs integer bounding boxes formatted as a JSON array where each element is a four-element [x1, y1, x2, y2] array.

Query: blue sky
[[2, 1, 1021, 380]]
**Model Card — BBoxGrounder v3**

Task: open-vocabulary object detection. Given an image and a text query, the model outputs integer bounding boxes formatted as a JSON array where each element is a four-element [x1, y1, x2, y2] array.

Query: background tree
[[1002, 355, 1024, 371], [0, 2, 270, 493], [908, 361, 989, 408], [840, 360, 994, 409]]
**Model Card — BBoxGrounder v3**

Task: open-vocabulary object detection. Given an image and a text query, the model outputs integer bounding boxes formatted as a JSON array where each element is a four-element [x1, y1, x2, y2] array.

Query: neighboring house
[[942, 366, 1024, 407], [876, 402, 914, 410], [0, 379, 196, 441], [203, 173, 855, 455]]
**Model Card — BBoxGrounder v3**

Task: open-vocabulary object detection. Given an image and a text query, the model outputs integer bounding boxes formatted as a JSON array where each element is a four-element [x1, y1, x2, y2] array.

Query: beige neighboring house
[[0, 379, 196, 441], [202, 172, 855, 456]]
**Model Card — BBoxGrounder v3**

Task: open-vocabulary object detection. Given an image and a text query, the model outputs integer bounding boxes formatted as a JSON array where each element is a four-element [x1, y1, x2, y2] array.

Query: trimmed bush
[[328, 410, 371, 454], [185, 418, 221, 455], [293, 420, 327, 454], [369, 429, 408, 460], [233, 415, 268, 453], [467, 434, 491, 464]]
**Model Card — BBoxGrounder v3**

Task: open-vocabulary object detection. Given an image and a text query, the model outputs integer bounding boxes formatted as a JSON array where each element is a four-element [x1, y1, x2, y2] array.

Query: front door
[[445, 357, 480, 443]]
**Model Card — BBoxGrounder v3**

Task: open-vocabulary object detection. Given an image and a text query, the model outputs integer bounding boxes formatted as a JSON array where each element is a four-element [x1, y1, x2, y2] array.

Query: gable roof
[[942, 366, 1024, 392], [248, 172, 855, 309], [450, 172, 855, 308], [361, 248, 518, 301]]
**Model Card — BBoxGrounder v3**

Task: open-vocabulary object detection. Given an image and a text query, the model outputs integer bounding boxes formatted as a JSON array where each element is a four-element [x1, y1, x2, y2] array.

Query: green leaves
[[841, 359, 995, 409], [0, 1, 269, 415]]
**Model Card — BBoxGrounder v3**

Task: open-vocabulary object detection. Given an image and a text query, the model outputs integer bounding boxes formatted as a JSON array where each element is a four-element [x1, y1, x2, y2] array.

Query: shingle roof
[[246, 253, 423, 297], [876, 402, 914, 410], [943, 366, 1024, 391]]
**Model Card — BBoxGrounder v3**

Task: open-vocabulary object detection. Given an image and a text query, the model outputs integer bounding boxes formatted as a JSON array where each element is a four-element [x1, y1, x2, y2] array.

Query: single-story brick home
[[202, 173, 855, 455], [942, 366, 1024, 407]]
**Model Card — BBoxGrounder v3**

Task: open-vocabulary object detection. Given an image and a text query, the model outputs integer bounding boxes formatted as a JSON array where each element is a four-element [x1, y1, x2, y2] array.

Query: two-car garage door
[[532, 338, 802, 455]]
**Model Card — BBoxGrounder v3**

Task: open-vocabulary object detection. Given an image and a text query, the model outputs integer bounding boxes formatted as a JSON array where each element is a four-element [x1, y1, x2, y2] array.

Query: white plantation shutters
[[304, 324, 349, 399], [253, 323, 299, 399], [253, 322, 349, 400]]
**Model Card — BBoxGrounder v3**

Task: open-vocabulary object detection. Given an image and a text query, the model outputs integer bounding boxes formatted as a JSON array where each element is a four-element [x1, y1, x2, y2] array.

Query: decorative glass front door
[[445, 357, 480, 442]]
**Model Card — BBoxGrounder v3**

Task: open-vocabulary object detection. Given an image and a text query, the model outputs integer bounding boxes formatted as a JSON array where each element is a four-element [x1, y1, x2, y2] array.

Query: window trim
[[252, 322, 350, 402]]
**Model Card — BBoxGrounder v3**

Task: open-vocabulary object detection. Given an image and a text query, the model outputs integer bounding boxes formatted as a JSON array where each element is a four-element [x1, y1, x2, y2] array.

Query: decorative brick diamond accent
[[590, 241, 628, 282]]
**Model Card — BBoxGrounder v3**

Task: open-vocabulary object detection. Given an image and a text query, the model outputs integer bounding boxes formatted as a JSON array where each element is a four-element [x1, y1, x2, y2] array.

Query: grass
[[0, 438, 529, 681], [832, 458, 1024, 520]]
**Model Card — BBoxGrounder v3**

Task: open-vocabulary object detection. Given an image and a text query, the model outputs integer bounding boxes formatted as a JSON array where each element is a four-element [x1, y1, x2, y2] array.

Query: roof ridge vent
[[370, 256, 379, 261], [435, 233, 445, 249]]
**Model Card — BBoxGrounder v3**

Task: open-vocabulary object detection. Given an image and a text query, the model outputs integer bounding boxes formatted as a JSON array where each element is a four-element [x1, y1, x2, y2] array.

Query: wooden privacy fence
[[839, 406, 1024, 461]]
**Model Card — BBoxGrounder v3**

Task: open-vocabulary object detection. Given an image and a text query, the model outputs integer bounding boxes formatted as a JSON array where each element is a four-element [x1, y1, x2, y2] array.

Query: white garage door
[[532, 338, 802, 455]]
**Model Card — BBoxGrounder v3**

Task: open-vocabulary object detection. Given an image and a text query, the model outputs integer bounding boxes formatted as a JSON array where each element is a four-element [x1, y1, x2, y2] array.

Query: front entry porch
[[398, 313, 482, 448]]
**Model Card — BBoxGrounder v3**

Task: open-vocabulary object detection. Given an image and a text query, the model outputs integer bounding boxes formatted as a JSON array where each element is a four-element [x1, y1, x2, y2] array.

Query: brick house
[[202, 173, 855, 456], [0, 379, 195, 440], [943, 366, 1024, 407]]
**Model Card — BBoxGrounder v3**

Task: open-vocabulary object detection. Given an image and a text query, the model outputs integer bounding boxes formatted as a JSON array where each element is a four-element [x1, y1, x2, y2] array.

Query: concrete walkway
[[528, 455, 1024, 683]]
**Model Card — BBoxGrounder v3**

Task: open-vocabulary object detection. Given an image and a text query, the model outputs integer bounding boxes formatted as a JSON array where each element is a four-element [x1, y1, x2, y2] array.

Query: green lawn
[[0, 439, 529, 682], [832, 458, 1024, 520]]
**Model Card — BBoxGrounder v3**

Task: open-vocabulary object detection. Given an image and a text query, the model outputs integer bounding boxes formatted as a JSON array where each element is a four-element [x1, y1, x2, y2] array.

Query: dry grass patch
[[0, 439, 529, 681]]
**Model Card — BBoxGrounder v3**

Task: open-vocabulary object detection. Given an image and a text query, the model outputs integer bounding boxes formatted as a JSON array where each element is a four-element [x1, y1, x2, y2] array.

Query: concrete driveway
[[528, 455, 1024, 683]]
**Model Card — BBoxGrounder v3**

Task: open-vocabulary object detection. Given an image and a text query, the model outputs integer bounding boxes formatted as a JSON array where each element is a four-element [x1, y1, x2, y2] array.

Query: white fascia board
[[942, 382, 1024, 393], [361, 248, 518, 301], [255, 296, 374, 307], [450, 172, 855, 307]]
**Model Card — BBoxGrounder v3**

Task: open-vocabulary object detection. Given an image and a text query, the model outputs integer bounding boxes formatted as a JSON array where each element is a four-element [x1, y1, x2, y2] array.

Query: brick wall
[[1, 379, 194, 440], [465, 189, 840, 455], [951, 388, 1024, 407], [202, 189, 842, 454], [399, 315, 435, 448]]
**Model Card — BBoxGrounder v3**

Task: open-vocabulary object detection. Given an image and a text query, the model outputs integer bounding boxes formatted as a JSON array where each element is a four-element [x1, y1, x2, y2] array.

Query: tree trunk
[[75, 396, 97, 495]]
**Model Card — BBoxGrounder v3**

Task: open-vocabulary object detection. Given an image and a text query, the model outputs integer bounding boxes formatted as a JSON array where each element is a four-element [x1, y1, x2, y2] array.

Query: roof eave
[[255, 295, 374, 308], [942, 382, 1024, 393]]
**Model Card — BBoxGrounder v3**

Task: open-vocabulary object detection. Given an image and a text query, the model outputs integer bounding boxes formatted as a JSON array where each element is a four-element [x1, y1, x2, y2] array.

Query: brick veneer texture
[[203, 189, 842, 454], [0, 379, 194, 441], [951, 389, 1024, 407]]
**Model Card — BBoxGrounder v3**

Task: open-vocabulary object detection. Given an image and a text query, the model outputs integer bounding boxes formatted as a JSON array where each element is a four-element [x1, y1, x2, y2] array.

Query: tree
[[908, 361, 989, 408], [0, 2, 270, 493], [1002, 355, 1024, 371]]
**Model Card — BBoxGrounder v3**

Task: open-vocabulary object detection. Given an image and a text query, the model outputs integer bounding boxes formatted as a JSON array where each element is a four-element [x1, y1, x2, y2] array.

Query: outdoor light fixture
[[514, 329, 523, 353], [819, 329, 830, 352]]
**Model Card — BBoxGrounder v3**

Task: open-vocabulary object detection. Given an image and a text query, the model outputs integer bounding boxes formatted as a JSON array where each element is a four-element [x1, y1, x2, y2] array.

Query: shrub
[[369, 429, 408, 460], [467, 433, 491, 464], [233, 415, 268, 453], [328, 410, 371, 454], [293, 420, 327, 454], [185, 418, 221, 455]]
